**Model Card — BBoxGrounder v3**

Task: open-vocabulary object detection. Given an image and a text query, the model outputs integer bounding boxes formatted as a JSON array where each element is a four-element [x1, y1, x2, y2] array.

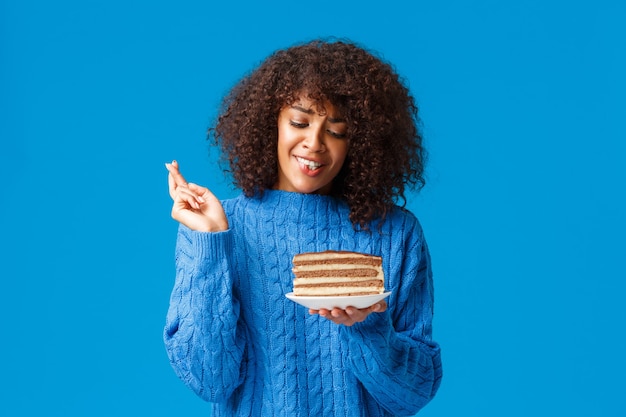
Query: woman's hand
[[309, 300, 387, 327], [165, 160, 229, 232]]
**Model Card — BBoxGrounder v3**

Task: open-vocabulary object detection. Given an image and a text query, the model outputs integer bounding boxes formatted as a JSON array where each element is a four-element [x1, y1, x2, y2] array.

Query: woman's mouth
[[296, 156, 323, 173]]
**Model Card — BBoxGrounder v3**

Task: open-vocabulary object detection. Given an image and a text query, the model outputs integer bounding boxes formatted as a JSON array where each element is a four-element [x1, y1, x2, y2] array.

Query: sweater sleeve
[[163, 224, 246, 402], [339, 226, 442, 416]]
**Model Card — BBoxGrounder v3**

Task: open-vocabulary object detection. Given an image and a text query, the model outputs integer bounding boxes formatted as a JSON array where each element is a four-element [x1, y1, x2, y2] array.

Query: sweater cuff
[[179, 224, 234, 261]]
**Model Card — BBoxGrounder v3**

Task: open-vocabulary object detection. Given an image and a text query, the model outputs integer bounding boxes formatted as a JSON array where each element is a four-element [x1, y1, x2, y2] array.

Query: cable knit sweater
[[164, 190, 442, 416]]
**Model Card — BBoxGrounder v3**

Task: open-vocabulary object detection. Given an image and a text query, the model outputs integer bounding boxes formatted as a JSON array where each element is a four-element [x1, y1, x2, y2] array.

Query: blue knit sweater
[[164, 190, 442, 416]]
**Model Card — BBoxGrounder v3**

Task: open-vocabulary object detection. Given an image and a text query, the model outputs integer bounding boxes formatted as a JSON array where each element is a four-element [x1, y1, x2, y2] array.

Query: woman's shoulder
[[219, 191, 296, 215], [386, 205, 422, 229], [221, 193, 247, 205], [378, 205, 426, 244], [220, 193, 250, 215]]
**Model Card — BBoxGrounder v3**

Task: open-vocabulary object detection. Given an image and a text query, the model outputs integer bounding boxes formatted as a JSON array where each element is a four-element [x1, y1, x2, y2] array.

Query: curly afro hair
[[211, 39, 426, 229]]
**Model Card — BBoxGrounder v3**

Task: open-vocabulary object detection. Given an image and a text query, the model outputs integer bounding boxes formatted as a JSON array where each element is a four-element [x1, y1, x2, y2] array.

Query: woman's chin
[[274, 181, 333, 195]]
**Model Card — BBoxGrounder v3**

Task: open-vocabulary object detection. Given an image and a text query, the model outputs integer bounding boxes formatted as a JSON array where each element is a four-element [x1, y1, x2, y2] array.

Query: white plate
[[285, 291, 391, 310]]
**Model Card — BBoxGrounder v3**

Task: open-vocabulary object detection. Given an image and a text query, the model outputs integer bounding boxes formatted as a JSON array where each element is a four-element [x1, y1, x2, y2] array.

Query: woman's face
[[275, 96, 349, 195]]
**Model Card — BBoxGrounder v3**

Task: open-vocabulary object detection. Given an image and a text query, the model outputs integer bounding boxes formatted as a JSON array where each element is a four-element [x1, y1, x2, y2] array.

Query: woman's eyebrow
[[291, 105, 315, 115], [291, 105, 346, 123]]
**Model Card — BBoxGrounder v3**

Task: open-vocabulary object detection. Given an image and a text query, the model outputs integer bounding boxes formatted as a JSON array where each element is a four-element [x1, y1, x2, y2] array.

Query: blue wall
[[2, 1, 624, 415]]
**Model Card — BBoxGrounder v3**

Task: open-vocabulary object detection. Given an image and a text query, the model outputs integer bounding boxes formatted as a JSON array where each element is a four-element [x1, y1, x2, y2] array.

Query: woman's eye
[[289, 121, 308, 128], [327, 130, 347, 139]]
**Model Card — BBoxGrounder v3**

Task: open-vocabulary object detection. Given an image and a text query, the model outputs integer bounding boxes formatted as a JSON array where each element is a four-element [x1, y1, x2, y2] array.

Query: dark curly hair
[[210, 39, 426, 229]]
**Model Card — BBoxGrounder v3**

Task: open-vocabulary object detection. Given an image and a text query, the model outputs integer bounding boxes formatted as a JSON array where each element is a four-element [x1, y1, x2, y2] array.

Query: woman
[[164, 39, 442, 416]]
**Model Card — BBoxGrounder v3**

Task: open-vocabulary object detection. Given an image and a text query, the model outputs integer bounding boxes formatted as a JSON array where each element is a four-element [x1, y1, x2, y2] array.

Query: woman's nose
[[303, 128, 325, 152]]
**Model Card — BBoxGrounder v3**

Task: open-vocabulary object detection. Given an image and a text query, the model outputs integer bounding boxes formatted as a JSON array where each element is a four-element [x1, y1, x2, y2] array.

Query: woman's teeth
[[296, 156, 322, 171]]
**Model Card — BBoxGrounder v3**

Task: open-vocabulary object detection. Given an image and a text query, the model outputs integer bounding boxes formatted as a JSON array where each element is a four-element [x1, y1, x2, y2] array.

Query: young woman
[[164, 39, 442, 416]]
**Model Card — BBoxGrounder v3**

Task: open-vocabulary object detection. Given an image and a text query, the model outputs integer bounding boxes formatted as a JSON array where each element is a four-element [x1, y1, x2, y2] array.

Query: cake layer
[[294, 263, 381, 270], [293, 251, 382, 267], [294, 268, 380, 278], [293, 258, 381, 267], [295, 279, 382, 288], [293, 277, 381, 285], [293, 287, 381, 296]]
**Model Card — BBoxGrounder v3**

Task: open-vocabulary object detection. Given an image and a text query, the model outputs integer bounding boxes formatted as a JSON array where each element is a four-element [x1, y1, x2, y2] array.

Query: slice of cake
[[292, 250, 384, 296]]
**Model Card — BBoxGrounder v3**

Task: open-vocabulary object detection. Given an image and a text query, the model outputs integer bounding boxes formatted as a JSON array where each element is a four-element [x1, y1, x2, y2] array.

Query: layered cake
[[291, 250, 385, 296]]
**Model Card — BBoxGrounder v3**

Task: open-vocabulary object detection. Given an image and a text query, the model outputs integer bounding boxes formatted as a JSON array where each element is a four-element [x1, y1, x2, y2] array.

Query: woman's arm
[[163, 225, 247, 402]]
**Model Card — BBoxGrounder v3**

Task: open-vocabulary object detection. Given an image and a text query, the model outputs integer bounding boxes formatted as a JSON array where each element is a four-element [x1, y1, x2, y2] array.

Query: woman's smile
[[295, 156, 324, 174]]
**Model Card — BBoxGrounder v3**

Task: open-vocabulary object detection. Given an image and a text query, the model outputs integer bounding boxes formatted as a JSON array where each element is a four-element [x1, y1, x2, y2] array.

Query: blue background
[[2, 0, 624, 416]]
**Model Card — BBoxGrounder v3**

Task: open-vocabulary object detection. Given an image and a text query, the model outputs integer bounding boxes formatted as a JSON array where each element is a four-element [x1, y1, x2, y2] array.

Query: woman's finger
[[175, 185, 206, 209], [167, 171, 178, 199], [166, 160, 191, 200], [186, 183, 208, 202], [165, 161, 187, 186], [314, 300, 387, 326], [169, 160, 188, 185]]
